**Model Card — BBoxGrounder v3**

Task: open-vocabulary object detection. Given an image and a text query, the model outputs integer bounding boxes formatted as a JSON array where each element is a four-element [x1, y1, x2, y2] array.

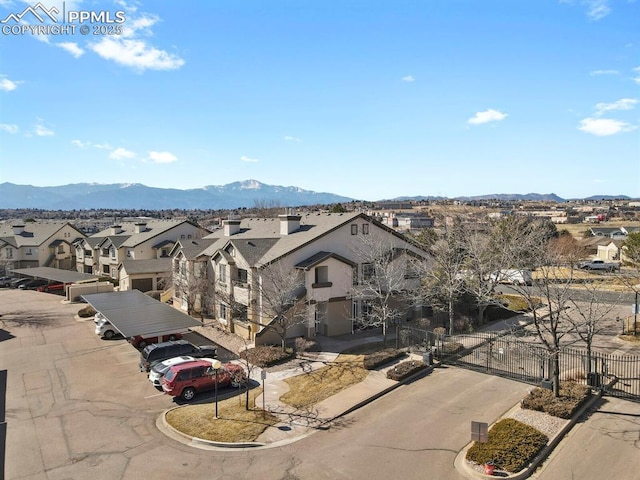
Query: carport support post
[[1, 369, 6, 480]]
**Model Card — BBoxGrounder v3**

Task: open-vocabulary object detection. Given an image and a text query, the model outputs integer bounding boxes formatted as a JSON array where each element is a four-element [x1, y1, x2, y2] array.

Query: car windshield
[[163, 369, 176, 382], [153, 364, 171, 375]]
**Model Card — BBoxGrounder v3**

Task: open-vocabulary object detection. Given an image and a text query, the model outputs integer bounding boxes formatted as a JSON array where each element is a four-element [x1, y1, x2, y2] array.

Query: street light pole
[[209, 359, 222, 419]]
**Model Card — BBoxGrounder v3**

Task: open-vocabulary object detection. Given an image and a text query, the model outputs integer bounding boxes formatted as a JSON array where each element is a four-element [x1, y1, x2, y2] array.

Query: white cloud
[[147, 151, 177, 163], [34, 119, 54, 136], [589, 69, 619, 76], [634, 66, 640, 85], [58, 42, 84, 58], [71, 139, 90, 148], [595, 98, 637, 115], [401, 75, 415, 82], [578, 117, 636, 136], [284, 135, 301, 142], [110, 147, 136, 160], [89, 13, 185, 72], [0, 75, 20, 91], [585, 0, 611, 20], [240, 155, 259, 163], [467, 109, 508, 125], [0, 123, 19, 134]]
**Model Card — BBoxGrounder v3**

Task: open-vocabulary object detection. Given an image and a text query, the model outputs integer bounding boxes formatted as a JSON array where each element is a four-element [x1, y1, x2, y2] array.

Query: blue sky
[[0, 0, 638, 201]]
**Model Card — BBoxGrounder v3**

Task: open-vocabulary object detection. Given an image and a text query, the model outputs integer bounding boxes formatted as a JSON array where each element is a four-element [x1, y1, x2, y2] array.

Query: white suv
[[148, 356, 198, 386], [94, 313, 119, 339]]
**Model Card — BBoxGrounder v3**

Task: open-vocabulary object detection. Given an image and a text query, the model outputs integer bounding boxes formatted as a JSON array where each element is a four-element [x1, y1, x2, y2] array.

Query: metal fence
[[397, 326, 640, 402]]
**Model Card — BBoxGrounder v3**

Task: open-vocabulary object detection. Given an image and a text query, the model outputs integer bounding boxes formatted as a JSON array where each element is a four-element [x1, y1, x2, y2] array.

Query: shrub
[[294, 337, 320, 353], [240, 346, 294, 368], [441, 341, 464, 354], [466, 418, 548, 473], [78, 306, 96, 318], [386, 360, 427, 381], [363, 348, 405, 370], [521, 382, 590, 419]]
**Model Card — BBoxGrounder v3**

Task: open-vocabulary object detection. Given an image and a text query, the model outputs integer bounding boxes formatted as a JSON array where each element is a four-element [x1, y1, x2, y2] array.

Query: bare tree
[[173, 256, 214, 319], [351, 234, 420, 345], [422, 219, 467, 335], [505, 224, 577, 397], [567, 284, 622, 370], [253, 261, 307, 351]]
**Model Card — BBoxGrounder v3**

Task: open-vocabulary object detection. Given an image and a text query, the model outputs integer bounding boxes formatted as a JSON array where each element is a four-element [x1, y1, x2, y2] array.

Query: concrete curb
[[454, 387, 605, 479], [158, 361, 438, 449]]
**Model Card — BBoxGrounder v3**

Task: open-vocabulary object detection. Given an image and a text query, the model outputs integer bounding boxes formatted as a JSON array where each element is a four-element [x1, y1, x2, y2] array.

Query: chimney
[[12, 224, 25, 235], [134, 222, 147, 234], [279, 214, 301, 235], [110, 225, 122, 235], [223, 219, 241, 236]]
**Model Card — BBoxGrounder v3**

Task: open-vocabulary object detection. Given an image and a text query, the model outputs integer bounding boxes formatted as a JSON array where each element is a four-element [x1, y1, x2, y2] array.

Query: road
[[3, 289, 640, 480]]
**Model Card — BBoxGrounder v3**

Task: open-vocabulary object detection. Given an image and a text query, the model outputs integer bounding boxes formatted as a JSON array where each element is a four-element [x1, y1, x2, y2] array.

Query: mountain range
[[0, 181, 633, 210], [0, 180, 353, 210]]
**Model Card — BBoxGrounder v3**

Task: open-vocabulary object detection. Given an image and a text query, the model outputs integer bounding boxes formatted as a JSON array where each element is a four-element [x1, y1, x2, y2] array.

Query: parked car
[[36, 282, 69, 293], [94, 315, 121, 339], [18, 279, 49, 290], [130, 332, 183, 349], [0, 276, 15, 287], [9, 277, 31, 289], [149, 355, 204, 387], [578, 259, 620, 271], [490, 269, 533, 286], [139, 340, 217, 372], [161, 360, 246, 400]]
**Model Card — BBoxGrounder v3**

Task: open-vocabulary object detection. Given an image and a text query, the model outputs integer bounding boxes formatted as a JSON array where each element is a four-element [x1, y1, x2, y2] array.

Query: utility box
[[540, 379, 553, 390], [423, 351, 433, 366], [587, 372, 600, 388]]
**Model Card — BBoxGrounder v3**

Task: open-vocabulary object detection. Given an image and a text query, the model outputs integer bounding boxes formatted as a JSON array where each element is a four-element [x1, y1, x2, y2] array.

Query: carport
[[81, 289, 202, 338], [10, 267, 99, 284]]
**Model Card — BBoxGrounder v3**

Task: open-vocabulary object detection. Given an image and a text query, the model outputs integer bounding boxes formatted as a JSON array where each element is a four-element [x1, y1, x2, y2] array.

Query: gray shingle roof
[[0, 221, 85, 247], [295, 251, 356, 269], [119, 258, 172, 275], [201, 212, 366, 266]]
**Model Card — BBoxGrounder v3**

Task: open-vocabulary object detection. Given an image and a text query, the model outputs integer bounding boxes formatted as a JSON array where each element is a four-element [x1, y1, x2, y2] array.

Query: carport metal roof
[[81, 289, 202, 338], [10, 267, 99, 284]]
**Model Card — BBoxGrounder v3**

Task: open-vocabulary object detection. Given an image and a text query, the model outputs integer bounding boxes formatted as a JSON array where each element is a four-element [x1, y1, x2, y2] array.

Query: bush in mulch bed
[[386, 360, 427, 381], [441, 341, 464, 355], [363, 348, 406, 370], [294, 337, 320, 353], [466, 418, 548, 474], [521, 382, 590, 419], [240, 346, 295, 368], [78, 306, 96, 318]]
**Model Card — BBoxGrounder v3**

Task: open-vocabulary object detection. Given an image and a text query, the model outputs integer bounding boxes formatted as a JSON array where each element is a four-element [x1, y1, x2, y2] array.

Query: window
[[57, 245, 64, 254], [84, 249, 92, 258], [187, 234, 192, 239], [102, 248, 109, 256], [237, 268, 248, 283], [103, 264, 110, 274], [362, 223, 369, 234], [161, 248, 169, 257], [6, 248, 13, 259], [351, 224, 358, 235], [218, 264, 227, 283], [110, 246, 116, 259], [126, 250, 133, 258], [26, 248, 33, 256], [315, 266, 328, 284], [352, 265, 358, 285], [362, 263, 375, 280], [219, 303, 227, 320], [181, 235, 186, 239]]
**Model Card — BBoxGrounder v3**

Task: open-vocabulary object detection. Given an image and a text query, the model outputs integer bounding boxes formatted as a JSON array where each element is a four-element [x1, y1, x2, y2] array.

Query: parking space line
[[145, 392, 165, 399]]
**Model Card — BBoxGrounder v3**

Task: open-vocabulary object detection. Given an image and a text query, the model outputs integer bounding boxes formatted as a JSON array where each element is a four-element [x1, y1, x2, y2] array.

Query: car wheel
[[181, 387, 196, 401], [104, 330, 115, 339], [138, 340, 147, 349], [168, 335, 177, 341]]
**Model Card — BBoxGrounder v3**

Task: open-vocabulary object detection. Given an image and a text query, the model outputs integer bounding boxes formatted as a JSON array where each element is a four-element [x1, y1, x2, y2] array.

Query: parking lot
[[0, 289, 242, 480]]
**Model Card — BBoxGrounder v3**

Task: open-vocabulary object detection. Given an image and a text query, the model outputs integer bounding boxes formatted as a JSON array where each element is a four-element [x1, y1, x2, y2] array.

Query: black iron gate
[[397, 326, 640, 402]]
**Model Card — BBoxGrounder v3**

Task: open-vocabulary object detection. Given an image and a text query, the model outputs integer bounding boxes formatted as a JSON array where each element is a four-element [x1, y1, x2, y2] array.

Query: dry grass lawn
[[165, 388, 279, 442], [280, 354, 369, 409]]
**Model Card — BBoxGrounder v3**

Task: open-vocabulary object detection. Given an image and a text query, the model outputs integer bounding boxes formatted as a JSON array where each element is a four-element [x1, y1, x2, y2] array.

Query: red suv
[[162, 360, 246, 401]]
